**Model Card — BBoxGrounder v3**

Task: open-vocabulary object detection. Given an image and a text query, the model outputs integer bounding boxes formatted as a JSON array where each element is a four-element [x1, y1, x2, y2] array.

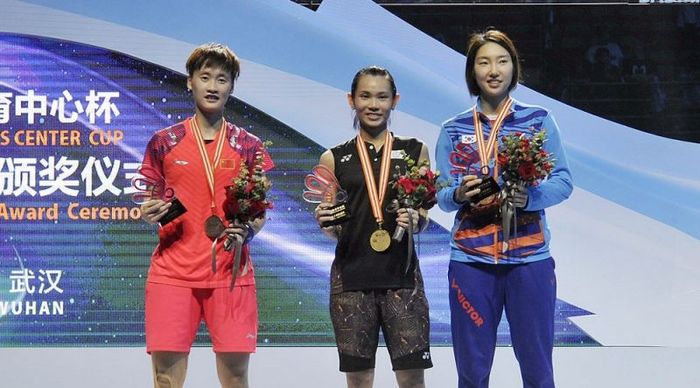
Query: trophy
[[131, 165, 186, 225], [303, 164, 351, 227], [469, 175, 501, 205]]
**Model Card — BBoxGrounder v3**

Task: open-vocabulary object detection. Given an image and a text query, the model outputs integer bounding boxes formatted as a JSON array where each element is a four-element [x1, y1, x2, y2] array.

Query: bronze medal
[[205, 215, 225, 239], [370, 228, 391, 252], [480, 165, 490, 177]]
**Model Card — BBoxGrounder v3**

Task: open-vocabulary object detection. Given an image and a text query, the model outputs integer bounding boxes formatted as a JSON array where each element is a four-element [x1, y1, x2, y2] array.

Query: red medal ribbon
[[190, 116, 227, 213], [356, 131, 393, 227], [473, 97, 512, 177]]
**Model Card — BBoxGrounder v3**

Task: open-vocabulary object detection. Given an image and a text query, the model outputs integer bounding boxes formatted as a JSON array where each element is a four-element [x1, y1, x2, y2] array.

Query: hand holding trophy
[[131, 164, 186, 225]]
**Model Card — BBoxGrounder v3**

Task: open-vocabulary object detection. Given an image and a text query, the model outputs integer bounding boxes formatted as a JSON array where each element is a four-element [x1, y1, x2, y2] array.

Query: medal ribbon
[[472, 97, 512, 176], [472, 98, 511, 264], [190, 116, 227, 213], [356, 131, 393, 226]]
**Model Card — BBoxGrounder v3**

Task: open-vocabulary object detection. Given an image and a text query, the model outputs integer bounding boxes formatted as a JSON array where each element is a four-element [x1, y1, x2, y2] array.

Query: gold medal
[[370, 228, 391, 252]]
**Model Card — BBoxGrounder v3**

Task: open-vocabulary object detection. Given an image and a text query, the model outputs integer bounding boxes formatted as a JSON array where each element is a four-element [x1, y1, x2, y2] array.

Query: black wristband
[[243, 223, 256, 244], [416, 213, 429, 233]]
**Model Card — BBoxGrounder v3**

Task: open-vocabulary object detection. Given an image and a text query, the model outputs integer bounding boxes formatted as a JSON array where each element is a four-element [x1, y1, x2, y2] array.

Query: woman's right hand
[[453, 175, 484, 204], [315, 202, 335, 228], [140, 199, 171, 224], [315, 202, 341, 238]]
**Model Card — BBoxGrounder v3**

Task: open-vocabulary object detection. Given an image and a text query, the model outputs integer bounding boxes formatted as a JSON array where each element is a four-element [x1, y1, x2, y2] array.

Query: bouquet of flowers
[[496, 130, 555, 251], [221, 143, 273, 288], [390, 157, 440, 242], [222, 161, 273, 225], [497, 130, 554, 186]]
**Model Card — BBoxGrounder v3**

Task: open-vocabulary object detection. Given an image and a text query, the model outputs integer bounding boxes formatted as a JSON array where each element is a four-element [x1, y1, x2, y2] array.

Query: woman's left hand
[[509, 185, 529, 208], [223, 219, 249, 242], [396, 208, 419, 230]]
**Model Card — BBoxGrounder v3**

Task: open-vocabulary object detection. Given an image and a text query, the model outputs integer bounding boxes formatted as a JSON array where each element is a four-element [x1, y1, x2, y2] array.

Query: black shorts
[[329, 266, 433, 372]]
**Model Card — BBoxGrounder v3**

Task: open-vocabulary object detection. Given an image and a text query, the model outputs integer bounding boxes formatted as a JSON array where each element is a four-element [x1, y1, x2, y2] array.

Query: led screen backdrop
[[1, 0, 699, 350], [0, 33, 598, 347]]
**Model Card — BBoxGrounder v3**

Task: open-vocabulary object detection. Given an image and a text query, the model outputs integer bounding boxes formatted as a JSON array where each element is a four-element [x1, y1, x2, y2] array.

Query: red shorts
[[145, 282, 257, 353]]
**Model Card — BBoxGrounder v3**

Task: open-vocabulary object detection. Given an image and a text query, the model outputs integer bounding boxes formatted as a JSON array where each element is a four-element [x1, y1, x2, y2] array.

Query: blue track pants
[[448, 258, 556, 388]]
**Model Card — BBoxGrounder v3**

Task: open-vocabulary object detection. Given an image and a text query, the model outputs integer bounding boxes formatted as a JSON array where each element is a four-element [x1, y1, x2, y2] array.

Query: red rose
[[517, 161, 537, 180], [520, 138, 530, 151], [224, 188, 233, 201], [245, 181, 256, 194], [248, 202, 265, 220], [497, 153, 508, 167], [424, 185, 437, 201], [223, 199, 241, 216], [398, 177, 416, 193], [542, 162, 552, 174]]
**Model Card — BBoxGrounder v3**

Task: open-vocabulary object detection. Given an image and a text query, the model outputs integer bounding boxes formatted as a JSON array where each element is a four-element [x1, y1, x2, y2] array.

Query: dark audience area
[[295, 1, 700, 143]]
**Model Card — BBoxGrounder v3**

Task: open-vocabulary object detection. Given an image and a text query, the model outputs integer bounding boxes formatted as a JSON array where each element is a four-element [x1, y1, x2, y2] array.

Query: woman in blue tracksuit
[[435, 29, 573, 388]]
